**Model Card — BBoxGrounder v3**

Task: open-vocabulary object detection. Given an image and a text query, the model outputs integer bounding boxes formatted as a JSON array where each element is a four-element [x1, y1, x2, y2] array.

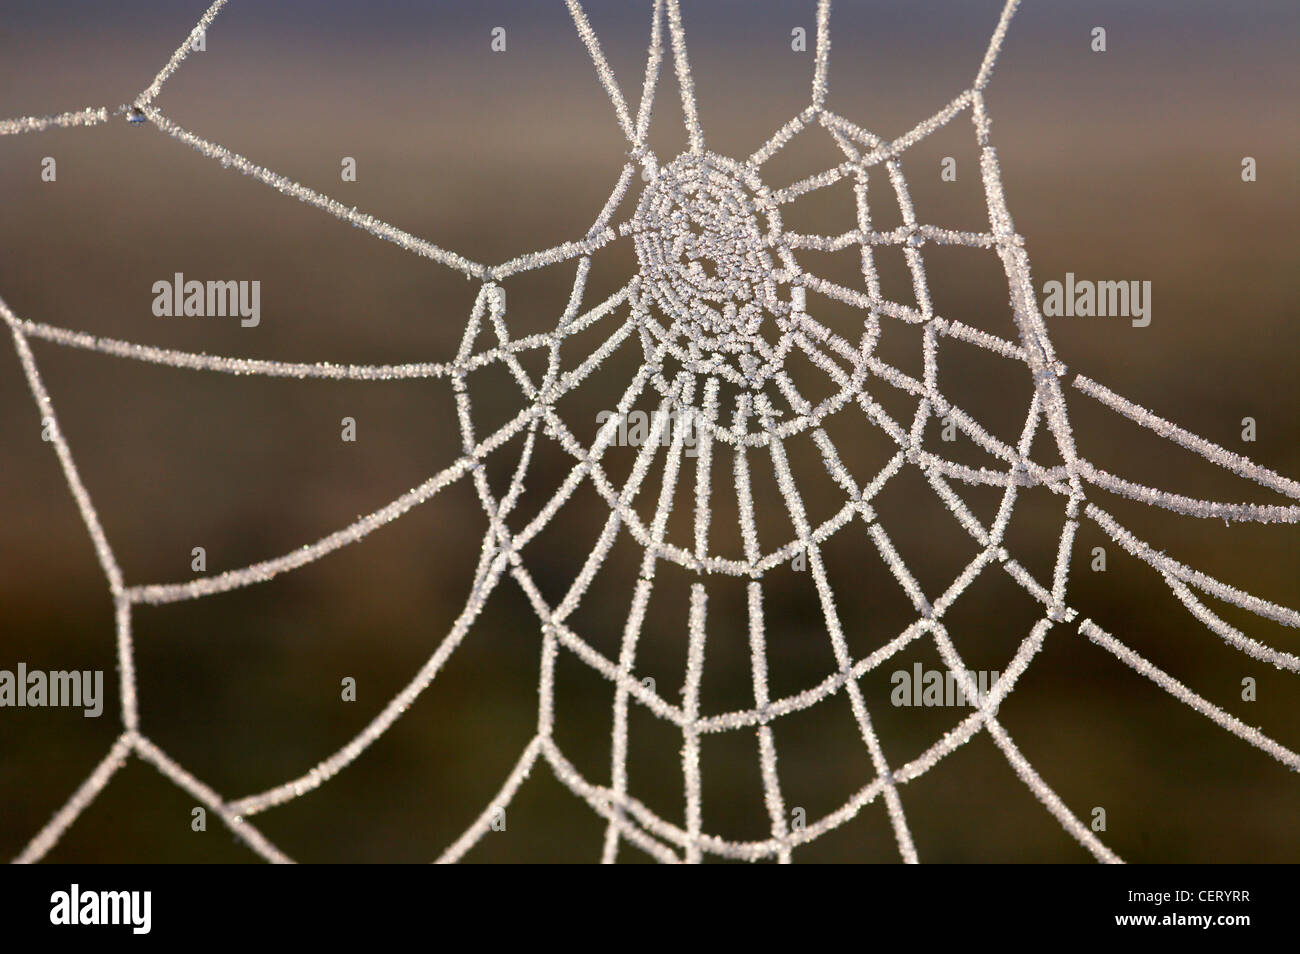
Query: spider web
[[5, 0, 1297, 864]]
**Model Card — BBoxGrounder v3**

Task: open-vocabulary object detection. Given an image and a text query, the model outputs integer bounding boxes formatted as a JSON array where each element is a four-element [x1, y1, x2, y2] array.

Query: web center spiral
[[632, 151, 793, 386]]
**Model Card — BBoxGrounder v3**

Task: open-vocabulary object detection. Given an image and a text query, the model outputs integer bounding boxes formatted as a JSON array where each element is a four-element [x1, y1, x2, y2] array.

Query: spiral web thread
[[5, 0, 1297, 864]]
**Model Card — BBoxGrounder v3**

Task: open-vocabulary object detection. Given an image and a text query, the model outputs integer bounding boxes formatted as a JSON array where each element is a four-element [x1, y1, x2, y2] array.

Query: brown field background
[[1, 1, 1297, 862]]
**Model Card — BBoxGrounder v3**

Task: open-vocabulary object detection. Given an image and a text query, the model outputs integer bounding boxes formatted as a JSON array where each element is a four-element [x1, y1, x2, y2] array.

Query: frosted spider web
[[5, 0, 1298, 864]]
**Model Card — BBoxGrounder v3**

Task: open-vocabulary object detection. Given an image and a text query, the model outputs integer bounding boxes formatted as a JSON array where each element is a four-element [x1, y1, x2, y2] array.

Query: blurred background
[[1, 0, 1297, 862]]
